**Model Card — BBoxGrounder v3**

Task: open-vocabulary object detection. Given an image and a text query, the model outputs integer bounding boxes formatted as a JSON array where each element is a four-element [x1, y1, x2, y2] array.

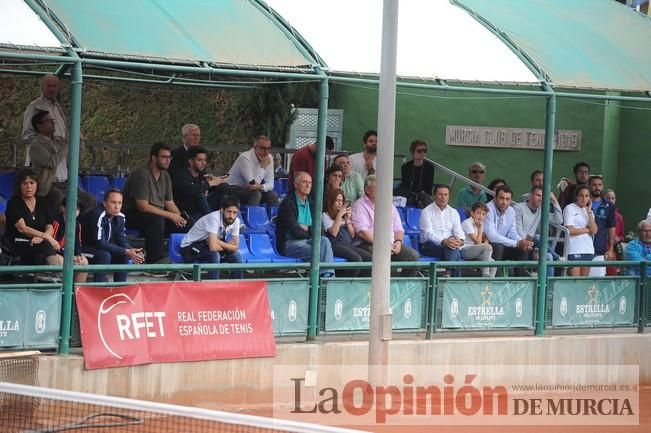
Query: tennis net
[[0, 381, 364, 433]]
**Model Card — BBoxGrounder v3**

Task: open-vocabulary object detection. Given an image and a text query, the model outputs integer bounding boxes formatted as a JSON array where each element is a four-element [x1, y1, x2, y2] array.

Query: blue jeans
[[181, 241, 243, 280], [82, 246, 129, 282], [284, 236, 334, 276], [421, 241, 461, 277]]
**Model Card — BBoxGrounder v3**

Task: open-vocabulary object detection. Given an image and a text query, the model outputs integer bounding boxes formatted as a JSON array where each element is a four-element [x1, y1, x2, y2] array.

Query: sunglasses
[[256, 146, 272, 151], [471, 170, 485, 174], [415, 148, 427, 154]]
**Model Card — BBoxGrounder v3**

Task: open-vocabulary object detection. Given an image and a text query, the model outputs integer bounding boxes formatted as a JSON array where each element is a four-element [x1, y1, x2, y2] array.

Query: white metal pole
[[369, 0, 399, 383]]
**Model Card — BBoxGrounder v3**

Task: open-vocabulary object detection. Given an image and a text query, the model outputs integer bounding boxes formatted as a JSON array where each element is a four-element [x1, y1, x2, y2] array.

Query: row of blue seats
[[168, 232, 349, 265]]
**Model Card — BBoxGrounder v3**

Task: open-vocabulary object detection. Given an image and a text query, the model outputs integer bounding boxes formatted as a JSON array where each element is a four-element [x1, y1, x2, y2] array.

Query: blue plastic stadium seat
[[238, 235, 268, 263], [248, 233, 300, 263], [456, 207, 468, 222], [274, 178, 289, 197], [85, 175, 111, 199], [403, 207, 420, 236], [404, 235, 438, 262], [112, 176, 127, 190], [168, 233, 185, 263], [333, 256, 347, 262], [0, 171, 16, 200], [244, 206, 273, 234], [0, 196, 6, 214], [125, 228, 143, 238]]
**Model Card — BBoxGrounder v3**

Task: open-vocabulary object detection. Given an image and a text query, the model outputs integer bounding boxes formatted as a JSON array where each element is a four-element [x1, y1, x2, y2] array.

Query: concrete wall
[[39, 334, 651, 406]]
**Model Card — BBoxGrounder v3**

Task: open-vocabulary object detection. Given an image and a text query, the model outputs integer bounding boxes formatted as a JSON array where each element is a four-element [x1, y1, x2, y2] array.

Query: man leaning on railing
[[626, 220, 651, 276]]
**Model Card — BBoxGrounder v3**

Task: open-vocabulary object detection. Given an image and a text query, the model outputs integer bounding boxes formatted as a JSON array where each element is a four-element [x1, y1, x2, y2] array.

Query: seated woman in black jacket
[[4, 169, 62, 265], [396, 139, 435, 208]]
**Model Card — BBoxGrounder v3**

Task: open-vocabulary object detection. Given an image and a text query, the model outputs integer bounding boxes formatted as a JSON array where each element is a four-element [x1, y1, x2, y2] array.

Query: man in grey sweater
[[514, 185, 562, 260]]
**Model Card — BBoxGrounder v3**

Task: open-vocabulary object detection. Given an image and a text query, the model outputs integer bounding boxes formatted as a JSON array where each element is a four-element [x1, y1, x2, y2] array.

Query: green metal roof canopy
[[23, 0, 323, 70], [454, 0, 651, 92]]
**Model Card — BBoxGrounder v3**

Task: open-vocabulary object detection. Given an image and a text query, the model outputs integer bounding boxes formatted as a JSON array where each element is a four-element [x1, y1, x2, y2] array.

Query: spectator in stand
[[169, 124, 201, 179], [349, 130, 377, 179], [274, 153, 288, 178], [322, 188, 372, 277], [227, 135, 278, 206], [288, 143, 316, 189], [602, 189, 625, 275], [22, 74, 67, 166], [81, 189, 145, 283], [419, 184, 463, 276], [352, 174, 419, 276], [460, 202, 497, 278], [333, 154, 364, 203], [456, 162, 488, 213], [276, 172, 334, 276], [180, 196, 243, 280], [486, 178, 506, 203], [626, 220, 651, 276], [29, 110, 95, 216], [122, 143, 187, 264], [51, 198, 88, 283], [172, 146, 229, 224], [521, 169, 559, 203], [323, 164, 343, 201], [588, 175, 616, 277], [396, 139, 435, 209], [4, 169, 62, 266], [514, 185, 563, 261], [484, 185, 533, 276], [563, 185, 598, 276], [557, 161, 590, 208]]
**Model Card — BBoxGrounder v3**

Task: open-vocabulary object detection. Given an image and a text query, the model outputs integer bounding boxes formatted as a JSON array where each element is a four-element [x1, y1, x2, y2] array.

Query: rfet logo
[[97, 293, 166, 360]]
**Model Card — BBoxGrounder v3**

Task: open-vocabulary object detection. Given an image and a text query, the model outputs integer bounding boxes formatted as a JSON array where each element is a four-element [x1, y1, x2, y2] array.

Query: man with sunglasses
[[227, 135, 278, 206], [456, 162, 488, 214]]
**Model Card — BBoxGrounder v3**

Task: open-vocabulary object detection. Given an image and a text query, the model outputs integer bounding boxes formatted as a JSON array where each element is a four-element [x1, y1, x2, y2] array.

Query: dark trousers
[[490, 242, 529, 277], [421, 241, 461, 277], [357, 242, 420, 277], [331, 242, 372, 277], [125, 210, 166, 264], [228, 186, 279, 206], [181, 240, 243, 280], [82, 246, 129, 282]]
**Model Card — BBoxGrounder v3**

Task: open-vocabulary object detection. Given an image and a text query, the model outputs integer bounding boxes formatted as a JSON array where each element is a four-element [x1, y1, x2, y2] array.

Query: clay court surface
[[212, 386, 651, 433], [1, 387, 649, 433]]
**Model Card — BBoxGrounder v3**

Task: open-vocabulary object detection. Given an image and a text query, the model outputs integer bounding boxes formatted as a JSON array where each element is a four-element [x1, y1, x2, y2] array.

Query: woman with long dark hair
[[4, 169, 62, 265], [563, 184, 597, 276], [322, 188, 371, 277]]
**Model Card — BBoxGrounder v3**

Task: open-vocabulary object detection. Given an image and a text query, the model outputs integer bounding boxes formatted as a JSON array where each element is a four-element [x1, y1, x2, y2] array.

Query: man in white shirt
[[227, 135, 278, 206], [419, 184, 464, 276], [22, 74, 68, 166], [485, 185, 533, 276], [180, 196, 242, 280], [349, 130, 377, 179]]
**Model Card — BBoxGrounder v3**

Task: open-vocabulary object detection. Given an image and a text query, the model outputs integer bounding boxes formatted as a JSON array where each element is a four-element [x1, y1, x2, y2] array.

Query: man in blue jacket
[[626, 220, 651, 276], [81, 188, 144, 282]]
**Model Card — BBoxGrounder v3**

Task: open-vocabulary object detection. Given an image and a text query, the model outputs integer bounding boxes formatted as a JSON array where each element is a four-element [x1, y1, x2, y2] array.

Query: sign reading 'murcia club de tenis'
[[446, 125, 581, 151]]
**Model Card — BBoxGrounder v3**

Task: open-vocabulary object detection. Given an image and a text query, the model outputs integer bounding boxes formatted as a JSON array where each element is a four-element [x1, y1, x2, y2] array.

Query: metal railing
[[0, 259, 648, 353]]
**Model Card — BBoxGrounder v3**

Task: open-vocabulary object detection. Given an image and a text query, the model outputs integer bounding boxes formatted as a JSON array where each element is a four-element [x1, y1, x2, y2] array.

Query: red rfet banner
[[76, 281, 276, 369]]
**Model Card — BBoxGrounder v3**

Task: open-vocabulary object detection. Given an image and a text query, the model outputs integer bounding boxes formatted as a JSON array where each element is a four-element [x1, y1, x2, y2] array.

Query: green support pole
[[426, 262, 438, 340], [306, 67, 329, 339], [58, 60, 83, 354], [639, 262, 648, 333], [535, 83, 556, 336]]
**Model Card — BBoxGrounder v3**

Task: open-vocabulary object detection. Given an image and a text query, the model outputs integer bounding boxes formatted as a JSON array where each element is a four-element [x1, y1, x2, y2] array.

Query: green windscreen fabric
[[454, 0, 651, 91], [41, 0, 316, 68]]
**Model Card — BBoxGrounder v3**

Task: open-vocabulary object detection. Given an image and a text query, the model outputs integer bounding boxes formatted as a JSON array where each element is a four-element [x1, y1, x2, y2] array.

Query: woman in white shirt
[[563, 185, 598, 276]]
